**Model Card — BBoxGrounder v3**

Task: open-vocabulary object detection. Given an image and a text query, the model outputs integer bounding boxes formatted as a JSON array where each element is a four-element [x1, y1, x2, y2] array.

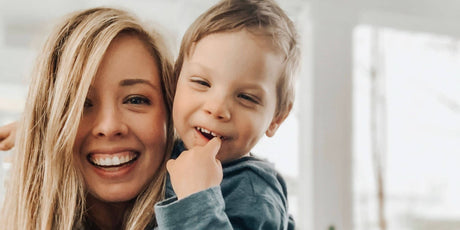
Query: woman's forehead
[[93, 34, 162, 87]]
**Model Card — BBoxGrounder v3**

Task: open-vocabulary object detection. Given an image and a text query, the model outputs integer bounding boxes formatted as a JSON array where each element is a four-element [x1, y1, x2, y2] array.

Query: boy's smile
[[195, 127, 226, 140], [173, 29, 286, 163]]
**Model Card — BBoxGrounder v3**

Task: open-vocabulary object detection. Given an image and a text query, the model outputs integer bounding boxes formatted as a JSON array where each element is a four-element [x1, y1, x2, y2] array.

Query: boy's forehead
[[188, 29, 282, 55], [188, 31, 283, 69]]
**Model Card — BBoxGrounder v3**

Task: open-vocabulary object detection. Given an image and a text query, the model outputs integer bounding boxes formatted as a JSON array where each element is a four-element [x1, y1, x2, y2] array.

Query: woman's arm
[[0, 122, 17, 151]]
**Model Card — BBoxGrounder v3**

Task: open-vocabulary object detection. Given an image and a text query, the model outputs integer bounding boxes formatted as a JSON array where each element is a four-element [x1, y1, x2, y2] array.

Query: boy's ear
[[265, 105, 292, 138]]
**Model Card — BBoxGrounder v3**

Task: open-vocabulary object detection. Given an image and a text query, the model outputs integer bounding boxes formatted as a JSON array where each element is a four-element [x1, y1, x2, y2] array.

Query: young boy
[[154, 0, 300, 229]]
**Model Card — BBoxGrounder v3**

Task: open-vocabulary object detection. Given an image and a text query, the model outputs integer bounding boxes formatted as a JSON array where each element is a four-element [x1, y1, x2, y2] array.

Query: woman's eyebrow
[[119, 78, 160, 91]]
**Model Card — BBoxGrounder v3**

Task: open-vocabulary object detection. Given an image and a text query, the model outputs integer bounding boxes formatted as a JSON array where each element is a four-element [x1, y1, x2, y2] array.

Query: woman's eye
[[238, 94, 259, 104], [124, 96, 151, 105], [84, 99, 93, 108]]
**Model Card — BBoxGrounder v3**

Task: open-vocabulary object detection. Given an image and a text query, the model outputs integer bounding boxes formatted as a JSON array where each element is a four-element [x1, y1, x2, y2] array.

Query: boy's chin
[[216, 149, 250, 163]]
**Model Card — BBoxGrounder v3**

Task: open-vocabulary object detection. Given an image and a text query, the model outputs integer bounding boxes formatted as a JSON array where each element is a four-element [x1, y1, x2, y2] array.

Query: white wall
[[301, 0, 460, 229]]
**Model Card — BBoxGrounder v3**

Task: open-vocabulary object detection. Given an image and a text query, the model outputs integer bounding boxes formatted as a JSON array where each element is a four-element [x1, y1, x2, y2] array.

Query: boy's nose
[[91, 106, 128, 138], [203, 96, 231, 121]]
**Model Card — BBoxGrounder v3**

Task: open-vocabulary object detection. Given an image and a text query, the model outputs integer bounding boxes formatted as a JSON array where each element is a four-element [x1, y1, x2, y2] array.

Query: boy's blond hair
[[0, 7, 174, 230], [174, 0, 300, 118]]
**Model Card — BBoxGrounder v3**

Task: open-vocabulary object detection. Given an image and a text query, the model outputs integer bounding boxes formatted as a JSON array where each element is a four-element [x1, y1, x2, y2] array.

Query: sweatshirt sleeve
[[154, 186, 232, 229], [154, 185, 289, 230]]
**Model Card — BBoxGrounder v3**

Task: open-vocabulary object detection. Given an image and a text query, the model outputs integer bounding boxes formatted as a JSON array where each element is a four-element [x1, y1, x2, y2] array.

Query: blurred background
[[0, 0, 459, 229]]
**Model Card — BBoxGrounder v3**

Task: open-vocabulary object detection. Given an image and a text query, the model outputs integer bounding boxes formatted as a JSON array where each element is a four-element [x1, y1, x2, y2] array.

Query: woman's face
[[74, 33, 167, 202]]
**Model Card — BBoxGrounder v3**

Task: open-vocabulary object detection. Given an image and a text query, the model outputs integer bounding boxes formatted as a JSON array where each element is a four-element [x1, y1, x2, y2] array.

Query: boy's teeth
[[197, 127, 219, 138]]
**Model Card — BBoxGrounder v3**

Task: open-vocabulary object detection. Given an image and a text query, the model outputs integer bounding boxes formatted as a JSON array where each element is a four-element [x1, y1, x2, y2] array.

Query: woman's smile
[[73, 34, 168, 202]]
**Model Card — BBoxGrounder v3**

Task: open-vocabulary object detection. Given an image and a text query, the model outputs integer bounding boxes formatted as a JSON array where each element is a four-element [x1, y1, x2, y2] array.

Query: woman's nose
[[91, 105, 128, 138]]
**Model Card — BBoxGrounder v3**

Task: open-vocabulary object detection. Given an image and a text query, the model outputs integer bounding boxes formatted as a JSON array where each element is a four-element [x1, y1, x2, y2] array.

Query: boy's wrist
[[155, 186, 225, 226]]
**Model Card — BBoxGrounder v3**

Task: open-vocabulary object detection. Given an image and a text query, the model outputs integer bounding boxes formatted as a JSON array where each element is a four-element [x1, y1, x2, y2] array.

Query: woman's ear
[[265, 105, 292, 137]]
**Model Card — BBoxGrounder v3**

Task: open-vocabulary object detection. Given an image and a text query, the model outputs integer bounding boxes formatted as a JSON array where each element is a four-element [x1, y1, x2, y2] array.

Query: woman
[[0, 7, 174, 229]]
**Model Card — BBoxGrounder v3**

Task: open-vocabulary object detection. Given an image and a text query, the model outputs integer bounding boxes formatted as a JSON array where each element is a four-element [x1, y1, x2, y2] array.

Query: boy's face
[[173, 29, 286, 162]]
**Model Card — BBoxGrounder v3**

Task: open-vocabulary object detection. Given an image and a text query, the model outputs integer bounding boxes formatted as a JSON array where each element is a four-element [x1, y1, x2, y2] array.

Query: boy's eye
[[190, 77, 210, 87], [124, 96, 151, 105], [238, 93, 260, 104]]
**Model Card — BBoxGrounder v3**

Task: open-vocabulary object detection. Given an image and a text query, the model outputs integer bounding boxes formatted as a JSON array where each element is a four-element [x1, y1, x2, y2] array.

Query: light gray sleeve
[[154, 185, 289, 230], [154, 186, 232, 230]]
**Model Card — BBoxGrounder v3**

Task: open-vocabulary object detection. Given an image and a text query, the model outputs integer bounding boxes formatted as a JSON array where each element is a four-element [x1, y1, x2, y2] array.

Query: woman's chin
[[88, 189, 139, 204]]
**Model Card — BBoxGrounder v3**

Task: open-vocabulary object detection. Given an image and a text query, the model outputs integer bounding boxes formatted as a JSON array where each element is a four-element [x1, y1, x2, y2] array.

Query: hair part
[[1, 7, 174, 230], [174, 0, 301, 118]]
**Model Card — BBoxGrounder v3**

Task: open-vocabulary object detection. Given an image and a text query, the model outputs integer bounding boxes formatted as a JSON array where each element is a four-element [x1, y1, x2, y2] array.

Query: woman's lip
[[90, 161, 139, 178], [88, 151, 138, 159], [84, 148, 141, 176], [87, 151, 139, 167], [89, 157, 137, 169], [87, 147, 137, 155], [87, 153, 140, 178]]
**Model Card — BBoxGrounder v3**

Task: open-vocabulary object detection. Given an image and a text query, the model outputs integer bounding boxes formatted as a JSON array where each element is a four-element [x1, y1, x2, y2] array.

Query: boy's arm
[[0, 122, 17, 151], [155, 186, 233, 229], [155, 137, 232, 228], [154, 185, 290, 230], [155, 145, 292, 230]]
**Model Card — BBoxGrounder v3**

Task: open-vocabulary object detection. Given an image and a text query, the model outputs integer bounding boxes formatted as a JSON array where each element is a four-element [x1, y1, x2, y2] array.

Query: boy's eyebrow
[[119, 78, 160, 91], [187, 61, 212, 75]]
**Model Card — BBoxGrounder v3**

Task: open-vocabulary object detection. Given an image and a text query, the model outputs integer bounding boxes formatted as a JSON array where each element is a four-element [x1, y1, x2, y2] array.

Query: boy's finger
[[203, 137, 222, 158], [166, 159, 176, 171]]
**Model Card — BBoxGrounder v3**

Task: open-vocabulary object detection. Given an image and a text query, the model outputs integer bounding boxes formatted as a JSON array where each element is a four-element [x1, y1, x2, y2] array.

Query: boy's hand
[[0, 122, 17, 151], [167, 137, 223, 200]]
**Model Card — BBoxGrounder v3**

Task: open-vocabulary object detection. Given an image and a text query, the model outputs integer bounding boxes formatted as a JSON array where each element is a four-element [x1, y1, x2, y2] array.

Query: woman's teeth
[[89, 152, 137, 167]]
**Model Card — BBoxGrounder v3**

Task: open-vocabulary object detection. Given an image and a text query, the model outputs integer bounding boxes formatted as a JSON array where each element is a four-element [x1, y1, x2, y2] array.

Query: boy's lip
[[195, 126, 228, 140]]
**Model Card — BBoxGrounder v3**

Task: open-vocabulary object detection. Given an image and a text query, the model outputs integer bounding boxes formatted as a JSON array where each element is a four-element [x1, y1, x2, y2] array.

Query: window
[[353, 25, 460, 229]]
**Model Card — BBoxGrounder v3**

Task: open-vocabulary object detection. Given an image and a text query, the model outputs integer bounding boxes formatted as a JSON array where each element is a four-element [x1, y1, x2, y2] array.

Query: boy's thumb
[[204, 137, 222, 158]]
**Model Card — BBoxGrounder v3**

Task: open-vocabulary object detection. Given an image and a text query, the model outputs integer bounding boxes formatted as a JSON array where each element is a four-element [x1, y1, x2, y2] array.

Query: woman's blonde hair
[[174, 0, 300, 119], [0, 7, 175, 229]]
